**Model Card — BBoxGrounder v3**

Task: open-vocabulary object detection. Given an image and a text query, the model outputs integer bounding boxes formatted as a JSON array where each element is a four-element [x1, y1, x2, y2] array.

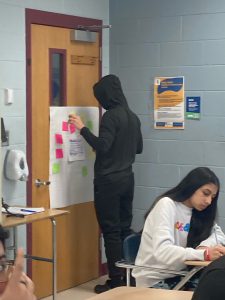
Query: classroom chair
[[116, 232, 190, 288], [123, 232, 142, 264], [115, 232, 141, 286]]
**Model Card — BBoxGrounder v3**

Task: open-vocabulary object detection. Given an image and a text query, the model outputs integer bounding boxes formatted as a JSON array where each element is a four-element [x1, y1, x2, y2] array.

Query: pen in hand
[[214, 228, 219, 244]]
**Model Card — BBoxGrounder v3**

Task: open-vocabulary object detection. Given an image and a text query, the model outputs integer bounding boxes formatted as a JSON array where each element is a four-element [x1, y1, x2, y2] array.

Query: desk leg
[[173, 266, 204, 290], [13, 226, 18, 259], [51, 218, 57, 300]]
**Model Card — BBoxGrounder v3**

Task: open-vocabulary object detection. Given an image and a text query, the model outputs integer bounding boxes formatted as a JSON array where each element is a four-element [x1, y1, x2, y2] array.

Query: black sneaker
[[94, 280, 112, 294]]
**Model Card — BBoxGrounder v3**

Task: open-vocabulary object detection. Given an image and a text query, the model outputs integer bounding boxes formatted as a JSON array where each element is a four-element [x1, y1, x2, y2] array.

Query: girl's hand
[[208, 245, 225, 260]]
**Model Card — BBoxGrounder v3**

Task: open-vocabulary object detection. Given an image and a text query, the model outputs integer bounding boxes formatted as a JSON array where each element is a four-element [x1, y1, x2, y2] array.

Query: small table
[[173, 260, 211, 290], [88, 287, 193, 300], [2, 209, 69, 300]]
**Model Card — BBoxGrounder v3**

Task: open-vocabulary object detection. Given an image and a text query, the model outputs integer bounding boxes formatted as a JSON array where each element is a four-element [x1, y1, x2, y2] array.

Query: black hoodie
[[192, 256, 225, 300], [192, 255, 225, 300], [80, 75, 143, 183]]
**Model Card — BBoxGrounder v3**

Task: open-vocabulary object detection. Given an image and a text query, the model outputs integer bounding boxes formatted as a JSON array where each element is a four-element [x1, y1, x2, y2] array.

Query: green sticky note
[[82, 166, 88, 177], [86, 120, 93, 131], [52, 163, 60, 174]]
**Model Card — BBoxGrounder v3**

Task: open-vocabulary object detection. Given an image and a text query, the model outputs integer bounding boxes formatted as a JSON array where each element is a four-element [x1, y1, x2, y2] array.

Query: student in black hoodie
[[192, 255, 225, 300], [69, 74, 143, 293]]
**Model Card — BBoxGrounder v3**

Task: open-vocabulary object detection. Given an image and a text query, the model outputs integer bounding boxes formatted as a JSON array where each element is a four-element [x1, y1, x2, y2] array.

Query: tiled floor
[[42, 275, 107, 300]]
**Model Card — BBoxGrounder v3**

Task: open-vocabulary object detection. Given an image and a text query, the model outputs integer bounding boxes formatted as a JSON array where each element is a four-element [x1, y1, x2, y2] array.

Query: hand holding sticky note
[[68, 114, 85, 131], [68, 111, 75, 121]]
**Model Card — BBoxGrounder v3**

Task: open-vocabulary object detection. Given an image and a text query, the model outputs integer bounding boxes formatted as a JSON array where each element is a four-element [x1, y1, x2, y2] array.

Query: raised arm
[[1, 248, 36, 300]]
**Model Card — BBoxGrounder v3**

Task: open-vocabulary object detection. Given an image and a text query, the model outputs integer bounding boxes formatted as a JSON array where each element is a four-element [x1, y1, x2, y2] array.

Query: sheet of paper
[[2, 206, 45, 215], [68, 136, 85, 162], [49, 106, 99, 208]]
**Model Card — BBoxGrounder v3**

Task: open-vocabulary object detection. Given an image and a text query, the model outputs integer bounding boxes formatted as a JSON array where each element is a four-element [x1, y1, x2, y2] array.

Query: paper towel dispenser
[[4, 150, 29, 181]]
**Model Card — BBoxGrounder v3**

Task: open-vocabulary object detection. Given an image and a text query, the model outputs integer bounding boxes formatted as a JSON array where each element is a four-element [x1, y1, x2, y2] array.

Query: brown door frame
[[25, 8, 102, 277]]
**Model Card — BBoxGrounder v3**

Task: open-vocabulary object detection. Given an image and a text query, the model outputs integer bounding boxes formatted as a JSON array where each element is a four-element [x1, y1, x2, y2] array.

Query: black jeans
[[94, 173, 134, 283]]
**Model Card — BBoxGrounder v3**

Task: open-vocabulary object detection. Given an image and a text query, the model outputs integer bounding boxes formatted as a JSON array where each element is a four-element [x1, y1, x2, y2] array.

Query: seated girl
[[132, 167, 225, 289]]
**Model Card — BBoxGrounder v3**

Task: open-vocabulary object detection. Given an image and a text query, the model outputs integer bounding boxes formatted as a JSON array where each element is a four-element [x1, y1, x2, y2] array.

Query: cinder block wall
[[109, 0, 225, 232]]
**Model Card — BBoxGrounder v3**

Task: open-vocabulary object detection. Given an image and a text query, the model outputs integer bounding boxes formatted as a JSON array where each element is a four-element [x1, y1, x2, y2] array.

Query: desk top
[[184, 260, 211, 267], [88, 287, 193, 300], [1, 209, 69, 228]]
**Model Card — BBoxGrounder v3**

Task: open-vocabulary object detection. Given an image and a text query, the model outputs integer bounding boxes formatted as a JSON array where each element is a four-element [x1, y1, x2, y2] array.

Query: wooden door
[[31, 24, 100, 298]]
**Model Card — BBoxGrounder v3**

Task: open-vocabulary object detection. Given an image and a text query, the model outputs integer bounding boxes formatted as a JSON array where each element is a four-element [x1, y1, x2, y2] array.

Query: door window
[[49, 49, 66, 106]]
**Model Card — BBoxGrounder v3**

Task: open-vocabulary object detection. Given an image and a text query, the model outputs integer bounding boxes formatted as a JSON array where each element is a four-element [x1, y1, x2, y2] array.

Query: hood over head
[[93, 75, 128, 110]]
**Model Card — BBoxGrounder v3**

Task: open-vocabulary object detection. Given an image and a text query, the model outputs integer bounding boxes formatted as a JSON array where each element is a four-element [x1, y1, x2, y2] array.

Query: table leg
[[6, 227, 18, 260], [13, 227, 18, 259]]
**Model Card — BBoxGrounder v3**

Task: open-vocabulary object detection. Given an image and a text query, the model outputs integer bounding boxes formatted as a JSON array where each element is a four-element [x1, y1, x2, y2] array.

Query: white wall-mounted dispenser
[[4, 150, 29, 181]]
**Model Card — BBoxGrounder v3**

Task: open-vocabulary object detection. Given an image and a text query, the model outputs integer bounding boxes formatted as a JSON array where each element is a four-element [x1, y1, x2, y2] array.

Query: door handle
[[35, 179, 51, 188]]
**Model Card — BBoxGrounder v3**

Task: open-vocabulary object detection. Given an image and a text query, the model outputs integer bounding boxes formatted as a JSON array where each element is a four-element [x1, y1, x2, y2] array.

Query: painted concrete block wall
[[109, 0, 225, 232], [0, 0, 109, 252]]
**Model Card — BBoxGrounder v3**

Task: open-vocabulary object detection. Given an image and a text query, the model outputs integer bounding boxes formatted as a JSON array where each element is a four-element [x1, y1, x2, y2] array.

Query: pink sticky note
[[69, 123, 76, 134], [55, 134, 63, 144], [62, 121, 68, 131], [56, 148, 63, 159]]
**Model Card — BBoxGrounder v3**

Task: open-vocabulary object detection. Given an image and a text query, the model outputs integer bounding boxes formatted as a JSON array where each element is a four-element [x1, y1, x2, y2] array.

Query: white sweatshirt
[[132, 197, 225, 287]]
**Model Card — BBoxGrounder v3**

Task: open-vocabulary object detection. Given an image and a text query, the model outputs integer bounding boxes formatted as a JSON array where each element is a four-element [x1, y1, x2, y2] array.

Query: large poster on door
[[154, 76, 184, 129], [49, 106, 99, 208]]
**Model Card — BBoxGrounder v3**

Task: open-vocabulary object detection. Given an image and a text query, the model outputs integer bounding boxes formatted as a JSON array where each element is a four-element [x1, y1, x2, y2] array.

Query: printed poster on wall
[[186, 96, 201, 120], [49, 106, 99, 208], [154, 76, 185, 129]]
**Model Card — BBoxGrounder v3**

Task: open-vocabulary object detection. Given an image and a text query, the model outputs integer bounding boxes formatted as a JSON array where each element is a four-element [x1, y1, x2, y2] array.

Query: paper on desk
[[2, 207, 45, 215]]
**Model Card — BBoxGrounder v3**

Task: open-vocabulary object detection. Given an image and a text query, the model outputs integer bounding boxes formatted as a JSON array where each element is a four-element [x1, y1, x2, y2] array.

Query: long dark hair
[[145, 167, 220, 248]]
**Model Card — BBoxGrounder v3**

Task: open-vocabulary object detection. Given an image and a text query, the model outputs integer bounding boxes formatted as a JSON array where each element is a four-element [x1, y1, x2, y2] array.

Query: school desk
[[88, 287, 193, 300], [184, 260, 211, 267], [173, 260, 211, 290], [2, 208, 69, 300]]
